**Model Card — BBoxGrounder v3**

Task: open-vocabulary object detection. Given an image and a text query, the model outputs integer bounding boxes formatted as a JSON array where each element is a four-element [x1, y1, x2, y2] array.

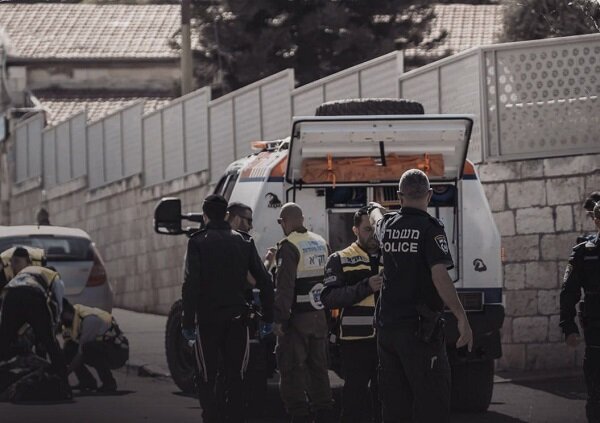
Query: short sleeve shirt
[[374, 207, 454, 326]]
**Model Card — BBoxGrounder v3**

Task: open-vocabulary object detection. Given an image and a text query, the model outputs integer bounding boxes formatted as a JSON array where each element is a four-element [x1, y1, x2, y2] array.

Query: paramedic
[[61, 299, 129, 393], [181, 194, 274, 423], [368, 169, 473, 423], [321, 206, 383, 423], [274, 202, 333, 422], [0, 247, 69, 394], [560, 202, 600, 423]]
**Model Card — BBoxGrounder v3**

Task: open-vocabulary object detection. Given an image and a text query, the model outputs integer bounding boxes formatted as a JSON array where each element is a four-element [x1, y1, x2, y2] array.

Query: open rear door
[[285, 115, 473, 186]]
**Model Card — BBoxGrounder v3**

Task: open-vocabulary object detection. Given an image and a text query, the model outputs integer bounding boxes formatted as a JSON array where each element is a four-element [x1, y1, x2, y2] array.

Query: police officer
[[368, 169, 473, 423], [181, 194, 274, 423], [0, 247, 69, 396], [273, 203, 333, 423], [560, 201, 600, 423], [321, 207, 383, 423], [579, 192, 600, 243], [61, 299, 129, 393]]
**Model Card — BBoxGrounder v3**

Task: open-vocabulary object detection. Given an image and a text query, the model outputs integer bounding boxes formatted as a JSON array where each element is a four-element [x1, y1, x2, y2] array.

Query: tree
[[502, 0, 600, 42], [191, 1, 444, 94]]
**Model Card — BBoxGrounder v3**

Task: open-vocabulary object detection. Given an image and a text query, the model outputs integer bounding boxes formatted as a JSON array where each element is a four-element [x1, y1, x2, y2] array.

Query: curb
[[124, 361, 170, 379], [495, 368, 582, 384]]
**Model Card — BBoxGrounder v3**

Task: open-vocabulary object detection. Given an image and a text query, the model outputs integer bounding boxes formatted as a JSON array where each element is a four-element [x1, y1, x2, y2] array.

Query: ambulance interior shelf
[[325, 185, 456, 209], [300, 153, 444, 185]]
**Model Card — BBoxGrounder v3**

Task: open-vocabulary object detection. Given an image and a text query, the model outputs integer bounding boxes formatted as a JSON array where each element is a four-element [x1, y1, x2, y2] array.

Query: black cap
[[584, 191, 600, 212], [12, 246, 30, 259]]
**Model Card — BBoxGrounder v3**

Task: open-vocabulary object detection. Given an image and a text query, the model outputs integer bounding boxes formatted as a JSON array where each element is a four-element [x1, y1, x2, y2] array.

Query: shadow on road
[[511, 376, 586, 401], [451, 411, 528, 423], [74, 389, 136, 398]]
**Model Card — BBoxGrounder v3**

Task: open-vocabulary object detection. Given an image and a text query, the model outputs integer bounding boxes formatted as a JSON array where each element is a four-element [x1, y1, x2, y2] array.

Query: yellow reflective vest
[[63, 304, 113, 342], [285, 230, 328, 313], [5, 265, 59, 295]]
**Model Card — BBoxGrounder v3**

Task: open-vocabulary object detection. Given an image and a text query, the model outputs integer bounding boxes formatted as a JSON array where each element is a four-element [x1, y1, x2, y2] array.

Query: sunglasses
[[277, 218, 284, 224]]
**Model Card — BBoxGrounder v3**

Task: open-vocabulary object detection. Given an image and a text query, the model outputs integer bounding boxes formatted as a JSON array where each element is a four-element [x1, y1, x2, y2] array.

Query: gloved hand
[[367, 201, 384, 214], [259, 322, 273, 339], [182, 328, 196, 342]]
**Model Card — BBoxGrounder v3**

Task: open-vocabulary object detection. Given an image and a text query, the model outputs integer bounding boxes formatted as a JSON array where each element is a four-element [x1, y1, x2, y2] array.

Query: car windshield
[[0, 236, 92, 261]]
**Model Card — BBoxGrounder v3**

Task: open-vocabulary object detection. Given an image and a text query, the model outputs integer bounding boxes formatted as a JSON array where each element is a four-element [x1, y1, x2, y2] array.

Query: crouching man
[[61, 299, 129, 393]]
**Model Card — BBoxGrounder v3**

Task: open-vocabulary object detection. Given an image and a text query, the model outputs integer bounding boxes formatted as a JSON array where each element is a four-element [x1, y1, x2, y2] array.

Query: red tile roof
[[0, 4, 185, 60], [406, 4, 504, 58], [0, 3, 503, 61], [34, 91, 173, 126]]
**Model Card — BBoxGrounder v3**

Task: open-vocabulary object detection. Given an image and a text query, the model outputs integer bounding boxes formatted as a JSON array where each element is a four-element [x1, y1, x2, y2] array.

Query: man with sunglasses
[[561, 202, 600, 423]]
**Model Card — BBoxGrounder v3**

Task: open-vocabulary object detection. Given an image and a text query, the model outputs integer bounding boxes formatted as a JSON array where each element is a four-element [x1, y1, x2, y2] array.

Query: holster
[[415, 303, 445, 344]]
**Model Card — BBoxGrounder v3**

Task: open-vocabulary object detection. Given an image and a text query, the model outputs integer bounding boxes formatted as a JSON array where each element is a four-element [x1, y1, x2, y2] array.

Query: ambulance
[[154, 99, 505, 412]]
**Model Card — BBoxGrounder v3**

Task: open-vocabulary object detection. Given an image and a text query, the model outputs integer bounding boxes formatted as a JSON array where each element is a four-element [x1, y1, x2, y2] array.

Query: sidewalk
[[113, 307, 582, 385], [112, 308, 170, 377]]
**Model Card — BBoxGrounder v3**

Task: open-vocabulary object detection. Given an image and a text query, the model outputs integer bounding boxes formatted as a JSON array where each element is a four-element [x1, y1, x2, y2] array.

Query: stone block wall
[[8, 171, 210, 315], [4, 150, 600, 370], [479, 153, 600, 370]]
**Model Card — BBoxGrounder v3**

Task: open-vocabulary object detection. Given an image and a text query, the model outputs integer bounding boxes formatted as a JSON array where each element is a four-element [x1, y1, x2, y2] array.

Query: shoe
[[96, 382, 117, 393], [290, 415, 314, 423], [71, 383, 97, 392]]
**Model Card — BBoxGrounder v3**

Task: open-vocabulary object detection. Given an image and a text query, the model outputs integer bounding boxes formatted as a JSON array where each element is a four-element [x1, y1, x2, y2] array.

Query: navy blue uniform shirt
[[375, 207, 454, 327]]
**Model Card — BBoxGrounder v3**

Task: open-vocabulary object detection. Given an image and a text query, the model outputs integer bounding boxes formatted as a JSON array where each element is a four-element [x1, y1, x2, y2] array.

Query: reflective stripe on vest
[[286, 230, 328, 313], [64, 304, 113, 342], [5, 266, 58, 295], [337, 243, 380, 341]]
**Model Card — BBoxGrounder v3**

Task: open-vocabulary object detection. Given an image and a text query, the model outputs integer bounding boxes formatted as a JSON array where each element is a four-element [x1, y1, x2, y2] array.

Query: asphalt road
[[0, 370, 588, 423]]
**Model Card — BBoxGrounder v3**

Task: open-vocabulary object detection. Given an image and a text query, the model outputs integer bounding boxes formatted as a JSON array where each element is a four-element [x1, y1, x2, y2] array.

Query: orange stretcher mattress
[[300, 154, 444, 184]]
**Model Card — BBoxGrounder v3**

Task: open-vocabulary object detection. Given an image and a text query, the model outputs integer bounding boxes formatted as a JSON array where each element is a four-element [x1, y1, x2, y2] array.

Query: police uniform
[[560, 234, 600, 423], [321, 242, 382, 423], [0, 265, 68, 388], [182, 220, 274, 423], [274, 228, 333, 421], [375, 207, 453, 423]]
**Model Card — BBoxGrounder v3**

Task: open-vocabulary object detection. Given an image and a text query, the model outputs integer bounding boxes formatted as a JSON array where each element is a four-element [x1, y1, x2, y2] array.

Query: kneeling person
[[61, 300, 129, 392]]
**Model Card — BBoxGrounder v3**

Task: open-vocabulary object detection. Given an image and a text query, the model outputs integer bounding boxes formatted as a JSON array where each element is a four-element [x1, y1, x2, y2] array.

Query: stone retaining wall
[[5, 152, 600, 370], [479, 154, 600, 370]]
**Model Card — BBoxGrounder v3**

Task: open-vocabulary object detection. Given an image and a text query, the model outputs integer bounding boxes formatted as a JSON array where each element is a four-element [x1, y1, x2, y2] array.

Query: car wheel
[[315, 98, 425, 116], [165, 299, 196, 394], [451, 359, 494, 412]]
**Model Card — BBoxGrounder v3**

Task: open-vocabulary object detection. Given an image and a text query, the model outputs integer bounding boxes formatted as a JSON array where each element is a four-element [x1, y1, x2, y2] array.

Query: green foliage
[[191, 0, 443, 94], [502, 0, 600, 42]]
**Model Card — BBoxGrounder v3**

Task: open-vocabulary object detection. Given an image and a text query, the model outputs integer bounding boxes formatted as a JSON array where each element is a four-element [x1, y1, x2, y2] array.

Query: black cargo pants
[[340, 339, 381, 423], [194, 317, 249, 423], [0, 288, 68, 386], [584, 328, 600, 423], [377, 323, 451, 423]]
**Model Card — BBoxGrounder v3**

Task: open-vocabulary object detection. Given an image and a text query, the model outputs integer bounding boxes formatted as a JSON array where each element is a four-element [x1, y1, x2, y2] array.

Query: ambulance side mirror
[[154, 197, 185, 235]]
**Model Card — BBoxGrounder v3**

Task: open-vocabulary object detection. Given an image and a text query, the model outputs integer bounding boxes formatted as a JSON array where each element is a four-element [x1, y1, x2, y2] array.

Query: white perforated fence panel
[[209, 100, 234, 183], [14, 114, 44, 183], [208, 70, 294, 182], [399, 51, 484, 163], [485, 34, 600, 159], [87, 103, 143, 189], [143, 88, 210, 186], [292, 52, 403, 116], [42, 112, 87, 188]]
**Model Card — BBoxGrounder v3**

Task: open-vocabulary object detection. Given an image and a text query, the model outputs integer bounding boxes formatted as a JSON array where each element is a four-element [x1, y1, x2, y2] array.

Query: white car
[[0, 225, 113, 312]]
